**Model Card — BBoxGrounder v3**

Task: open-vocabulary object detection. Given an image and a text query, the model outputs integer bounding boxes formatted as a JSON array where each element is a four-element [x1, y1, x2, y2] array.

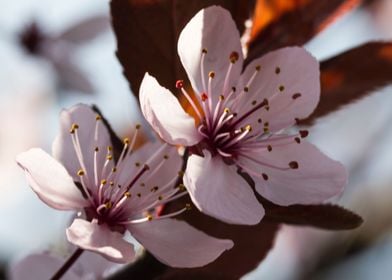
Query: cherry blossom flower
[[140, 6, 347, 225], [16, 104, 233, 266]]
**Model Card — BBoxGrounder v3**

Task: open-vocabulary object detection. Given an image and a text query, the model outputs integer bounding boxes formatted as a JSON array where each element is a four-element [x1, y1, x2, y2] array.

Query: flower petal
[[235, 47, 319, 132], [128, 218, 233, 268], [139, 73, 201, 146], [237, 141, 347, 206], [16, 148, 88, 210], [10, 253, 80, 280], [66, 219, 135, 263], [178, 6, 243, 100], [52, 104, 112, 184], [184, 151, 264, 225]]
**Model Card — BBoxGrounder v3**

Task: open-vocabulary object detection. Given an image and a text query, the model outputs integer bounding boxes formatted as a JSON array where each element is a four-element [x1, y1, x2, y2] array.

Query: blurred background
[[0, 0, 392, 279]]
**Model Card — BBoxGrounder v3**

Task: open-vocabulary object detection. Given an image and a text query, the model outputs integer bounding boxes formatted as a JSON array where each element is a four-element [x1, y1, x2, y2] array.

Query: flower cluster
[[17, 5, 347, 274]]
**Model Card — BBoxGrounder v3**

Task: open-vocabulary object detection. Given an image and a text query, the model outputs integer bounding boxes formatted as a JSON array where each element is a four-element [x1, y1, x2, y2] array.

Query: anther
[[110, 181, 114, 186], [294, 118, 300, 125], [245, 124, 252, 132], [185, 203, 192, 210], [124, 192, 131, 198], [257, 118, 262, 123], [69, 123, 79, 134], [77, 169, 85, 176], [208, 71, 215, 78], [140, 183, 145, 187], [178, 171, 184, 177], [251, 100, 257, 106], [299, 130, 309, 138], [135, 162, 141, 167], [158, 195, 163, 200], [289, 161, 299, 169], [292, 93, 302, 100], [262, 173, 269, 181], [135, 124, 141, 129], [163, 154, 169, 159], [137, 193, 142, 197], [224, 108, 230, 113], [112, 167, 117, 172], [94, 147, 99, 152], [295, 137, 301, 144], [105, 201, 112, 209], [107, 146, 113, 151], [275, 67, 281, 74], [244, 86, 249, 92], [232, 86, 236, 92], [151, 186, 159, 192], [144, 164, 150, 170], [175, 80, 184, 89], [255, 65, 261, 71], [96, 115, 102, 121], [267, 145, 272, 152], [219, 95, 225, 101], [279, 85, 285, 92], [229, 51, 239, 63], [123, 138, 130, 144], [147, 214, 153, 221], [101, 179, 107, 185], [201, 93, 208, 101], [106, 155, 113, 160], [202, 48, 207, 54], [177, 184, 186, 191]]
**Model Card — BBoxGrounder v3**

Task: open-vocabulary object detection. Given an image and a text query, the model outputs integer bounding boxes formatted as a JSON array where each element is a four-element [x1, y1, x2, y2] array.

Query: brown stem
[[50, 248, 84, 280]]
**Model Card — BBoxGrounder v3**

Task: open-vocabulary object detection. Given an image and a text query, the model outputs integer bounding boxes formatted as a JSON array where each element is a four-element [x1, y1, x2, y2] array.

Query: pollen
[[106, 155, 113, 161], [110, 181, 114, 186], [208, 71, 215, 78], [124, 192, 131, 198], [105, 201, 112, 209], [175, 80, 184, 89], [219, 95, 225, 101], [289, 161, 299, 169], [112, 167, 117, 172], [101, 179, 107, 185], [107, 146, 113, 151], [295, 137, 301, 144], [69, 123, 79, 134], [245, 124, 252, 132], [95, 115, 102, 121], [230, 51, 239, 63], [147, 214, 153, 221], [224, 108, 230, 113], [123, 137, 130, 144], [77, 169, 85, 176]]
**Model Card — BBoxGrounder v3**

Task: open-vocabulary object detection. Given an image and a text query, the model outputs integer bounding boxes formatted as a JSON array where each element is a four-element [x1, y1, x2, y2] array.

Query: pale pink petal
[[178, 6, 243, 101], [237, 141, 347, 206], [10, 253, 80, 280], [139, 73, 201, 146], [66, 219, 135, 263], [128, 219, 233, 268], [16, 148, 88, 210], [235, 47, 319, 132], [184, 151, 264, 225], [52, 104, 112, 183]]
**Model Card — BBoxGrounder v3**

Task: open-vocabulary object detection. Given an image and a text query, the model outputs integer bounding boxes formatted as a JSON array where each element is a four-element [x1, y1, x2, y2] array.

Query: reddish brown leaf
[[302, 42, 392, 124], [110, 0, 255, 97], [246, 0, 360, 63], [162, 196, 279, 279], [262, 198, 363, 230]]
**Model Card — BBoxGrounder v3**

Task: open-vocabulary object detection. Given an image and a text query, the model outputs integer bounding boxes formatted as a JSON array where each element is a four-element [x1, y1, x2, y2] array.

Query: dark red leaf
[[262, 198, 363, 230], [110, 0, 255, 97], [246, 0, 361, 63], [162, 196, 279, 279], [302, 42, 392, 124]]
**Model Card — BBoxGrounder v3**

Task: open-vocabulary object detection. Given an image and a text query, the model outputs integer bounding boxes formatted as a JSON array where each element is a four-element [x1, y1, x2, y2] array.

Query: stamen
[[180, 87, 203, 121], [200, 48, 207, 92], [299, 130, 309, 138]]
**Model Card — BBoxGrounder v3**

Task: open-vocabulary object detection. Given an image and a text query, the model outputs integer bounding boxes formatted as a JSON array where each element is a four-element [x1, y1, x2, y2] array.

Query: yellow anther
[[106, 155, 113, 161], [110, 181, 114, 186], [112, 167, 117, 173], [101, 179, 107, 185], [208, 71, 215, 78], [135, 124, 141, 129], [77, 169, 85, 176], [105, 201, 112, 209], [178, 170, 184, 177], [69, 123, 79, 134], [224, 108, 230, 113], [255, 65, 261, 71], [96, 115, 102, 121], [244, 86, 249, 92], [158, 195, 163, 201], [245, 125, 252, 132], [219, 95, 225, 101], [123, 138, 130, 144], [147, 214, 153, 221], [185, 203, 192, 210], [124, 192, 131, 198]]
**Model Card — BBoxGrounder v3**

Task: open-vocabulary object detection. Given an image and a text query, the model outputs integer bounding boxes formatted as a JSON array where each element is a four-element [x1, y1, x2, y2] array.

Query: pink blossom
[[140, 6, 347, 225], [16, 104, 233, 266]]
